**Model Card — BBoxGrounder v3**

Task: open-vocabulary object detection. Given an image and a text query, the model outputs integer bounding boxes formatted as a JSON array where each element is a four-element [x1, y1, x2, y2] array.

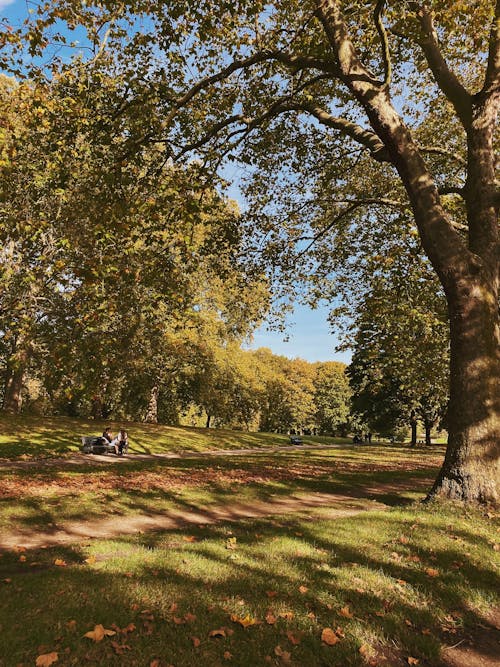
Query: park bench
[[80, 436, 112, 454], [81, 435, 129, 455]]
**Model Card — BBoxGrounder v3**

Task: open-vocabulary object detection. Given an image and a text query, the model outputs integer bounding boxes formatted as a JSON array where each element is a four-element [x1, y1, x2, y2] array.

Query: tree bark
[[424, 421, 432, 446], [2, 344, 29, 414], [428, 274, 500, 503], [315, 1, 500, 503], [410, 411, 417, 447], [206, 413, 212, 428]]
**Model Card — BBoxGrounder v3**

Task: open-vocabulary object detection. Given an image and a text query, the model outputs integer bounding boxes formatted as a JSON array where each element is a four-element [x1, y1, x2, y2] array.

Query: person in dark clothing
[[116, 428, 128, 456]]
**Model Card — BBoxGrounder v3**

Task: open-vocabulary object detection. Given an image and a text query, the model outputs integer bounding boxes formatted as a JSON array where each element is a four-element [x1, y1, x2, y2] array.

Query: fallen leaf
[[286, 630, 303, 645], [110, 640, 131, 655], [84, 556, 96, 565], [408, 658, 419, 665], [209, 628, 227, 638], [3, 578, 11, 584], [298, 585, 308, 594], [19, 555, 27, 562], [183, 536, 197, 542], [405, 619, 413, 627], [15, 546, 27, 552], [35, 653, 58, 667], [184, 612, 196, 622], [399, 536, 410, 544], [266, 590, 278, 598], [191, 637, 201, 647], [425, 568, 439, 577], [66, 620, 77, 631], [321, 628, 340, 645], [226, 537, 237, 550], [149, 660, 161, 667], [274, 645, 291, 662], [54, 559, 66, 567], [359, 643, 370, 655], [173, 616, 185, 625], [223, 651, 233, 660], [339, 605, 353, 618], [265, 612, 277, 625], [83, 625, 116, 642], [230, 613, 258, 628]]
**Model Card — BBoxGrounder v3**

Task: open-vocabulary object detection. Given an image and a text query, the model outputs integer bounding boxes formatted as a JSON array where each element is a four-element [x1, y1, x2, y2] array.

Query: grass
[[0, 416, 497, 666], [0, 413, 350, 459], [0, 502, 498, 666]]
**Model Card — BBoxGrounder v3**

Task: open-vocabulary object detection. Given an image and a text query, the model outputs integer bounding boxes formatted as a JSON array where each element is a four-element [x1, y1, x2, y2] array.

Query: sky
[[1, 0, 351, 365]]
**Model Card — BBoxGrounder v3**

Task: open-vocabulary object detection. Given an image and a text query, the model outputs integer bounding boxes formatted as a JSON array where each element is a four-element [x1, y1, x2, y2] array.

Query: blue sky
[[1, 0, 351, 365]]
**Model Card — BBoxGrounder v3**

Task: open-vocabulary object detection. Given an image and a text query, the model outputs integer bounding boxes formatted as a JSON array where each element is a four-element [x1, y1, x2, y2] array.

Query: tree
[[347, 249, 449, 445], [313, 361, 351, 435], [6, 1, 500, 502]]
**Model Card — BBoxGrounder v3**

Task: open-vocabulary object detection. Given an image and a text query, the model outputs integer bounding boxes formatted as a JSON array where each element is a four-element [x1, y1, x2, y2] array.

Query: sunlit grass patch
[[1, 501, 497, 666]]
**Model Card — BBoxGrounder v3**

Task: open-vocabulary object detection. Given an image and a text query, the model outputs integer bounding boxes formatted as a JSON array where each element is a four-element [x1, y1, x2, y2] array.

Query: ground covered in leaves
[[0, 443, 498, 667]]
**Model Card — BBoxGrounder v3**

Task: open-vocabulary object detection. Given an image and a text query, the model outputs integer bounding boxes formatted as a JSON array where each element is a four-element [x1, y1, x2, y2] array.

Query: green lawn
[[0, 417, 497, 667], [0, 413, 350, 459]]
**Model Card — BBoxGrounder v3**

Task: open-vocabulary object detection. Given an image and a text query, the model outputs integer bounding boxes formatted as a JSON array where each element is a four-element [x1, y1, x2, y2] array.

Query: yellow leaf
[[298, 585, 308, 594], [85, 555, 96, 564], [183, 536, 197, 542], [279, 611, 294, 620], [425, 568, 439, 577], [19, 555, 26, 562], [83, 624, 116, 642], [36, 653, 58, 667], [230, 613, 258, 628], [339, 605, 353, 618], [359, 643, 370, 655], [321, 628, 340, 645], [54, 559, 66, 567], [408, 658, 419, 665]]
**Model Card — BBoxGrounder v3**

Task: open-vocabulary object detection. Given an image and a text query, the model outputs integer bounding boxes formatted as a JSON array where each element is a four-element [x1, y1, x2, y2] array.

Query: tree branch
[[162, 49, 338, 129], [297, 198, 406, 256], [482, 0, 500, 95], [410, 2, 472, 128], [374, 0, 391, 88], [418, 145, 466, 167]]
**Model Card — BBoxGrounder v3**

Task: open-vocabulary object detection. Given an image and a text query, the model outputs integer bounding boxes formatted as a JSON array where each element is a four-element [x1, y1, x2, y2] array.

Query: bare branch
[[410, 2, 472, 128], [374, 0, 392, 88]]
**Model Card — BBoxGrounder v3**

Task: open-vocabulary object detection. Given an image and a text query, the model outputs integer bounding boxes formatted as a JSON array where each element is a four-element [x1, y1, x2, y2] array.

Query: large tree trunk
[[2, 345, 29, 414], [428, 275, 500, 503]]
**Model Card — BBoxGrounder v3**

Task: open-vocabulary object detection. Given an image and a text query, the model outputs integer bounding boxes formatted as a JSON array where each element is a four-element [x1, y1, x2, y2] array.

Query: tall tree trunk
[[410, 411, 417, 447], [144, 385, 159, 424], [429, 275, 500, 502], [206, 413, 211, 428], [424, 421, 432, 446], [2, 345, 29, 414]]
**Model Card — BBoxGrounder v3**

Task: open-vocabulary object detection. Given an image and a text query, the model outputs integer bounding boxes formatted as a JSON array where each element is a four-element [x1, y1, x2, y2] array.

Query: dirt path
[[0, 491, 383, 550]]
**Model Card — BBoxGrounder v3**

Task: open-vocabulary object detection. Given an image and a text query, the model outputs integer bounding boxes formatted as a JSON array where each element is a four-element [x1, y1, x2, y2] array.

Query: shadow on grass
[[0, 507, 497, 667]]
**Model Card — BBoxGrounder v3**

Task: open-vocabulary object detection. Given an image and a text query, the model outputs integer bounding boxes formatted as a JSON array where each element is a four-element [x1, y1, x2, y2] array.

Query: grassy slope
[[0, 413, 349, 459]]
